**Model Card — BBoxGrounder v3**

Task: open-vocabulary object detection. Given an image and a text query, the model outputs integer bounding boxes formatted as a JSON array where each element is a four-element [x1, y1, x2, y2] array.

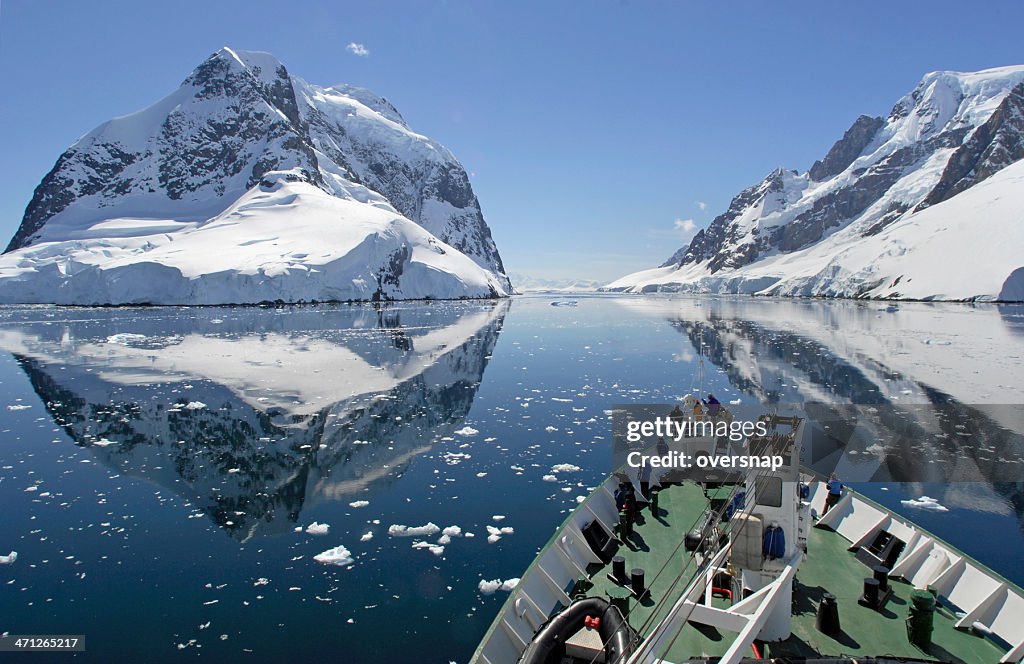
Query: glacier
[[0, 47, 510, 305]]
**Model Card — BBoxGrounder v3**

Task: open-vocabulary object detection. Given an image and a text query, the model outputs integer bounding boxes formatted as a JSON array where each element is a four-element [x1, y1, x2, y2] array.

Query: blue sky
[[1, 1, 1022, 282]]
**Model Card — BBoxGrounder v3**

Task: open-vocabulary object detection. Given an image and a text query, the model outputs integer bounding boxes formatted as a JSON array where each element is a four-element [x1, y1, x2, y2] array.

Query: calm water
[[1, 295, 1022, 662]]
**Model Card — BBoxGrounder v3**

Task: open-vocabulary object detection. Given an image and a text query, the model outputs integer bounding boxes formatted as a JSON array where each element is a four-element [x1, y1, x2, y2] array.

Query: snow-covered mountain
[[0, 47, 511, 304], [607, 66, 1024, 301]]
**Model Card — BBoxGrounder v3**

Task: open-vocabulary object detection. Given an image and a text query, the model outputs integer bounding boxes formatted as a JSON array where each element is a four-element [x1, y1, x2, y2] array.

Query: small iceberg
[[901, 496, 949, 512], [478, 578, 520, 594], [550, 301, 578, 307], [0, 551, 17, 564], [305, 522, 330, 535], [313, 545, 354, 567], [388, 523, 441, 538]]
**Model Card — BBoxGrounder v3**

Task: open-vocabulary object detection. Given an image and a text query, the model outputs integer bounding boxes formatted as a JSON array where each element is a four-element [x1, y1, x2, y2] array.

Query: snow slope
[[608, 66, 1024, 301], [609, 159, 1024, 301], [0, 48, 510, 304]]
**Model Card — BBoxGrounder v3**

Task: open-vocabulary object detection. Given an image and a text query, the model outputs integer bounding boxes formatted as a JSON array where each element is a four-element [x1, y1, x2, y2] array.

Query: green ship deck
[[584, 482, 1008, 664]]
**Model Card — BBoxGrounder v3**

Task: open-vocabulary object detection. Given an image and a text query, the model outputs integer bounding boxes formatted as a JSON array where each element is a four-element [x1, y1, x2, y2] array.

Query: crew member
[[823, 472, 842, 514]]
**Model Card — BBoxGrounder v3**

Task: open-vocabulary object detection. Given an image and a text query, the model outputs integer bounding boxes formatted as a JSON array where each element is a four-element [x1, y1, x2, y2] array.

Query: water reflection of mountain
[[617, 297, 1024, 531], [2, 302, 508, 541]]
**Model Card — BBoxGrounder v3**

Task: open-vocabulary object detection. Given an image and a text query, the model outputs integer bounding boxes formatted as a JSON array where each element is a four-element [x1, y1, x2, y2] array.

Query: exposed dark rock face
[[662, 169, 786, 272], [809, 115, 885, 182], [780, 127, 968, 250], [918, 81, 1024, 210], [7, 51, 322, 253], [302, 102, 505, 276]]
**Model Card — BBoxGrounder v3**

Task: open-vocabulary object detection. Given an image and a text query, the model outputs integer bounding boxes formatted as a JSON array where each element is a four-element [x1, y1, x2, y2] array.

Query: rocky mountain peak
[[0, 48, 510, 303]]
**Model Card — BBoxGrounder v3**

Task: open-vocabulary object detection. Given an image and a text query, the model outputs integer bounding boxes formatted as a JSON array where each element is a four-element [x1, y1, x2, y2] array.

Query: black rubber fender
[[518, 596, 635, 664]]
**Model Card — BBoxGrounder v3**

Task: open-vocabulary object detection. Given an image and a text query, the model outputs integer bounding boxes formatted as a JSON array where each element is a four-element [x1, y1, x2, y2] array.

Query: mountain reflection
[[1, 301, 508, 541], [617, 297, 1024, 529]]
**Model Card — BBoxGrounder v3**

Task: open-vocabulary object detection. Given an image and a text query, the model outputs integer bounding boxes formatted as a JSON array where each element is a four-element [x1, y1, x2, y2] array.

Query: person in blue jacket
[[823, 472, 842, 514]]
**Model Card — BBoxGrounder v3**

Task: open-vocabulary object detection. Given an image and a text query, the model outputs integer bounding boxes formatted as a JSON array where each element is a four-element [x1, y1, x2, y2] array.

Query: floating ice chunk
[[412, 541, 445, 556], [491, 515, 505, 521], [442, 452, 471, 466], [551, 464, 581, 473], [478, 578, 520, 594], [542, 475, 558, 482], [442, 526, 462, 537], [901, 496, 949, 512], [485, 525, 514, 543], [7, 404, 32, 411], [227, 468, 241, 474], [0, 551, 17, 564], [253, 578, 270, 586], [184, 401, 207, 410], [106, 333, 148, 345], [305, 522, 330, 535], [454, 426, 479, 437], [313, 545, 355, 567], [545, 426, 559, 432], [92, 438, 118, 447], [476, 472, 488, 478], [388, 522, 441, 537], [348, 500, 369, 508], [360, 532, 374, 542]]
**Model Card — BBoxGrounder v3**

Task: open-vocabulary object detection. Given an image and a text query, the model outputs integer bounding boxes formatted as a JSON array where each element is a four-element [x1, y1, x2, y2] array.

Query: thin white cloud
[[346, 42, 370, 57], [696, 201, 708, 211], [674, 218, 697, 234]]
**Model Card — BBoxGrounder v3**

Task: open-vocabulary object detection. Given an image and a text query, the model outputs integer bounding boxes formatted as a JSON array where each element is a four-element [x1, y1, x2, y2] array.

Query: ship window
[[757, 477, 783, 507]]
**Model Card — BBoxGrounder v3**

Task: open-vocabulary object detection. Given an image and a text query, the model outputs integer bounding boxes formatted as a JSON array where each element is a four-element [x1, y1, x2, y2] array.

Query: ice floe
[[485, 525, 514, 543], [348, 500, 369, 508], [551, 463, 581, 473], [313, 545, 355, 567], [478, 578, 520, 594], [454, 426, 479, 437], [901, 496, 949, 512], [0, 551, 17, 564], [388, 523, 441, 537], [411, 541, 445, 556], [305, 522, 330, 535]]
